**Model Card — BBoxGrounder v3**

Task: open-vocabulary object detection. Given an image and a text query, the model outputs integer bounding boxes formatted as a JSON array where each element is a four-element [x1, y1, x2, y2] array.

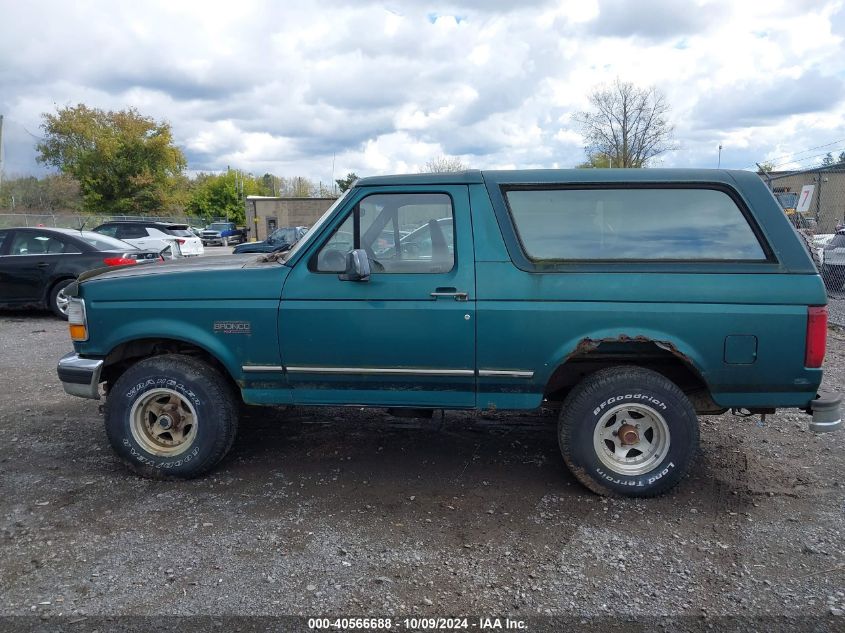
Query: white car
[[821, 230, 845, 291], [92, 221, 204, 257]]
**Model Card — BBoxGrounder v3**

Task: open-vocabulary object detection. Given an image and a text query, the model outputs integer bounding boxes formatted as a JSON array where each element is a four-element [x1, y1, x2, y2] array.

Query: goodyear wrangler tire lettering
[[558, 367, 699, 498], [105, 354, 238, 480]]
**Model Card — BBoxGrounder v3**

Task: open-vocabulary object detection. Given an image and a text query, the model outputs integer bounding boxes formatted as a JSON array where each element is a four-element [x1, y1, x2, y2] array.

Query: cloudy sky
[[1, 0, 844, 184]]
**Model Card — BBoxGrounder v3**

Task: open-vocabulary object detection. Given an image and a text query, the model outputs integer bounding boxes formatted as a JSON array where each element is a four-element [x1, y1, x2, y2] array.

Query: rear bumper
[[57, 352, 103, 400], [808, 391, 842, 433]]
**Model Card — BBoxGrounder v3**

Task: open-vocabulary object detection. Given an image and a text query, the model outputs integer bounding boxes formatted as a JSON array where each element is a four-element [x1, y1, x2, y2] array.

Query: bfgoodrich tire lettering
[[558, 366, 699, 497], [104, 354, 238, 479]]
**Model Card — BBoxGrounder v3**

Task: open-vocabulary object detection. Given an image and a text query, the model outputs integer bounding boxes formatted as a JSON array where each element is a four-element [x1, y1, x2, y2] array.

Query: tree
[[838, 151, 845, 164], [574, 78, 676, 168], [0, 174, 82, 211], [821, 152, 834, 167], [757, 161, 775, 173], [576, 153, 614, 169], [423, 155, 467, 173], [36, 104, 186, 214], [335, 172, 359, 193], [186, 171, 263, 225]]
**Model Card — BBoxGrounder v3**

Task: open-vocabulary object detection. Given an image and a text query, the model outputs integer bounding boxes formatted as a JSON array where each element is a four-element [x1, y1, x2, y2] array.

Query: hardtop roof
[[355, 168, 756, 188]]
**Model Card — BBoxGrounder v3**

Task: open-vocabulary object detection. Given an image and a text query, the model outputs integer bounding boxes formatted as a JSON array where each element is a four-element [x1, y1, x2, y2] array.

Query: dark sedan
[[232, 226, 308, 254], [0, 227, 163, 319]]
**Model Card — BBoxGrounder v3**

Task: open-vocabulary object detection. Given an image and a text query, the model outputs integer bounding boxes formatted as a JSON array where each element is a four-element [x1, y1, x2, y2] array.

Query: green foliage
[[186, 171, 264, 225], [0, 174, 83, 211], [838, 151, 845, 164], [576, 153, 615, 168], [757, 161, 775, 173], [36, 104, 186, 215], [335, 172, 359, 193], [821, 152, 834, 167]]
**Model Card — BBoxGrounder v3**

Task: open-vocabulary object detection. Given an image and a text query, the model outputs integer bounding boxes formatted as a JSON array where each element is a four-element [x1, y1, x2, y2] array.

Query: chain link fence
[[762, 165, 845, 325], [0, 212, 223, 230]]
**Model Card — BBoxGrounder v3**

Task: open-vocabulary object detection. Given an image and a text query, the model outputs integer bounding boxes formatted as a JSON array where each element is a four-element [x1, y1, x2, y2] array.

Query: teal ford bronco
[[57, 169, 842, 496]]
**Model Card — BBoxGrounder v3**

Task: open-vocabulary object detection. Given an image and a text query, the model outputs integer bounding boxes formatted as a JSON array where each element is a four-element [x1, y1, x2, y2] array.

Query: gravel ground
[[0, 313, 843, 633], [829, 294, 845, 327]]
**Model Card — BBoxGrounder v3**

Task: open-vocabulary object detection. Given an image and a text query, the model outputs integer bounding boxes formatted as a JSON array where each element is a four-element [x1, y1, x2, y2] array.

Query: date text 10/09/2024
[[307, 617, 528, 630]]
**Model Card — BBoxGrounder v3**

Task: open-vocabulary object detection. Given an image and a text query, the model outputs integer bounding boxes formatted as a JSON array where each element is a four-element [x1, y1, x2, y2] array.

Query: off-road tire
[[48, 278, 74, 320], [796, 229, 822, 272], [104, 354, 239, 480], [558, 366, 699, 497]]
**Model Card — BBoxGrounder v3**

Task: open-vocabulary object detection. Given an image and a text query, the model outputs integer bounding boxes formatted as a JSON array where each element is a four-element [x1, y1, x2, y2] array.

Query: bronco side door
[[279, 185, 477, 408]]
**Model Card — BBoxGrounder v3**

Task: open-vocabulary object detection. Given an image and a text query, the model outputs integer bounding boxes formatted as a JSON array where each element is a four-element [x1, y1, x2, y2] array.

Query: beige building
[[761, 167, 845, 233], [245, 196, 337, 241]]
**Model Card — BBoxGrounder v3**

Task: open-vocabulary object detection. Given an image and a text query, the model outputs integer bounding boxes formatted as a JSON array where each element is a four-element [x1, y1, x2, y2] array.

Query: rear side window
[[504, 187, 767, 261], [117, 225, 148, 239]]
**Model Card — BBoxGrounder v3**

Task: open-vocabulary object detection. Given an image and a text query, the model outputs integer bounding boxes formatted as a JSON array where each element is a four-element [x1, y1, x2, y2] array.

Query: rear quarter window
[[504, 187, 767, 261]]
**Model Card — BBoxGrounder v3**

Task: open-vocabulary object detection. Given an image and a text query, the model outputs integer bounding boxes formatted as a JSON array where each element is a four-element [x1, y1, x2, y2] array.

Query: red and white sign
[[796, 185, 815, 213]]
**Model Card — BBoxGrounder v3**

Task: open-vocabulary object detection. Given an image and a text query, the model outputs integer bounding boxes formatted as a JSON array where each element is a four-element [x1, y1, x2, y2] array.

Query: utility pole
[[717, 144, 722, 168], [0, 114, 4, 193]]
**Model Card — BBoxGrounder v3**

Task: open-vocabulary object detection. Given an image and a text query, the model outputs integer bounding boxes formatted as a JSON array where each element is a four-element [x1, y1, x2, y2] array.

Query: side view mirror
[[339, 248, 371, 281]]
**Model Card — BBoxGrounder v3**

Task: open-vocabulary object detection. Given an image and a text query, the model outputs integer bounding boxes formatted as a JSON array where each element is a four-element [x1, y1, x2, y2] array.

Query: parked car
[[0, 227, 162, 318], [201, 222, 248, 246], [232, 226, 308, 254], [57, 169, 841, 496], [821, 229, 845, 290], [92, 221, 203, 256]]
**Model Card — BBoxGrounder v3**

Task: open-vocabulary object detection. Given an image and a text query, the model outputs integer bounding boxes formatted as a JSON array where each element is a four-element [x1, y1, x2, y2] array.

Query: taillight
[[176, 238, 186, 244], [103, 257, 138, 266], [805, 306, 827, 368]]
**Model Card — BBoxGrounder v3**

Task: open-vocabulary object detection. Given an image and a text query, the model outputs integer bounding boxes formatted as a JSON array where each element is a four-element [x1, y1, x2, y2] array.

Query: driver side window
[[314, 192, 455, 274]]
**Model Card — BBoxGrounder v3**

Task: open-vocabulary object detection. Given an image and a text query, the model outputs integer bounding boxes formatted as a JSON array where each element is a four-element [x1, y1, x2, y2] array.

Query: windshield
[[209, 223, 231, 231], [169, 229, 195, 237], [775, 192, 799, 209], [77, 231, 138, 251], [283, 189, 352, 262], [267, 227, 299, 244]]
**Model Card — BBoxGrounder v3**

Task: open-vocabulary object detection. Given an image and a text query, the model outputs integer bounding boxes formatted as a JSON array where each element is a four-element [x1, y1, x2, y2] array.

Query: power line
[[774, 148, 845, 170], [745, 138, 845, 169]]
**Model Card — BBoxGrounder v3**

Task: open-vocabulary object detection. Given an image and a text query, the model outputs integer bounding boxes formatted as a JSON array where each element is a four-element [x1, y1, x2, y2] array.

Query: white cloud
[[1, 0, 844, 180]]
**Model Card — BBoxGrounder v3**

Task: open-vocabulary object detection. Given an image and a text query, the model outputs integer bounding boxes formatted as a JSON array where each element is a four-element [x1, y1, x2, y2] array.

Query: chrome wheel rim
[[129, 388, 198, 457], [55, 287, 70, 315], [593, 403, 671, 476]]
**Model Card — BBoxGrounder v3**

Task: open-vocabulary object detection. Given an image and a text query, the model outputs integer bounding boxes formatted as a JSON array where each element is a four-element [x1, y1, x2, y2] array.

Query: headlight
[[67, 298, 88, 342]]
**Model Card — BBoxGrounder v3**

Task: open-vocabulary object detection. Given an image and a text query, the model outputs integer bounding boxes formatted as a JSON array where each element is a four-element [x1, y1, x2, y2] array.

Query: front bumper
[[809, 391, 842, 433], [57, 352, 103, 400]]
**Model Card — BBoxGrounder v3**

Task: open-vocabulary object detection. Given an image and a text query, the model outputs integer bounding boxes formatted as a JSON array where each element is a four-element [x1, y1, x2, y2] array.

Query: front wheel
[[558, 366, 699, 497], [104, 354, 239, 479], [48, 279, 74, 319]]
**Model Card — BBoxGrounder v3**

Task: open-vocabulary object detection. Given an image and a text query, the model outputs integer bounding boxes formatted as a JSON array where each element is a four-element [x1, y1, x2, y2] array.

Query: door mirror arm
[[338, 248, 371, 281]]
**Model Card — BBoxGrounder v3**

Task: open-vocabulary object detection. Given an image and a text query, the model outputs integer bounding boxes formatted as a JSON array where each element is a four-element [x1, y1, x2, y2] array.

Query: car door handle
[[431, 288, 468, 301], [36, 262, 50, 269]]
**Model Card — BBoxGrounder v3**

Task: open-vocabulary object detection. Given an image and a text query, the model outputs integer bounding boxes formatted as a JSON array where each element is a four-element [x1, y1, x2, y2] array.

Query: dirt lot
[[0, 313, 843, 632]]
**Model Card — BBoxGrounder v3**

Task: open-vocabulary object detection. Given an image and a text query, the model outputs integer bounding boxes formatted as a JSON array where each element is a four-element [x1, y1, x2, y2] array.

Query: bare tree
[[423, 155, 467, 173], [574, 78, 676, 168]]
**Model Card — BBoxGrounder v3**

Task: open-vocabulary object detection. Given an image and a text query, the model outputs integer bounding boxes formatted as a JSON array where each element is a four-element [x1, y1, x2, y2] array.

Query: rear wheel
[[558, 366, 699, 497], [104, 354, 239, 479], [48, 279, 74, 319]]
